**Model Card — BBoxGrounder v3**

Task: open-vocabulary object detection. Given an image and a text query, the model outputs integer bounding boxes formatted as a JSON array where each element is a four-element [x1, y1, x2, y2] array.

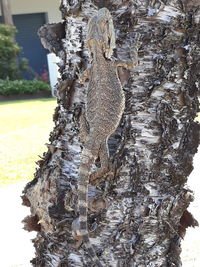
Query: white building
[[0, 0, 61, 78]]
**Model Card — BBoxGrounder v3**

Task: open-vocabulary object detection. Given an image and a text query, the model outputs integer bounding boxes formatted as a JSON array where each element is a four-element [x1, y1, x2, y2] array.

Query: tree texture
[[22, 0, 199, 266]]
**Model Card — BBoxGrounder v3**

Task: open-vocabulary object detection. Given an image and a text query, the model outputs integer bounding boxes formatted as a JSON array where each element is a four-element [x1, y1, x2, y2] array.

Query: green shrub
[[0, 79, 50, 96], [0, 24, 28, 80]]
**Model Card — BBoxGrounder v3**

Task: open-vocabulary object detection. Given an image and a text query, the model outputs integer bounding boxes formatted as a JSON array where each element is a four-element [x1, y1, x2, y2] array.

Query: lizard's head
[[87, 7, 116, 59]]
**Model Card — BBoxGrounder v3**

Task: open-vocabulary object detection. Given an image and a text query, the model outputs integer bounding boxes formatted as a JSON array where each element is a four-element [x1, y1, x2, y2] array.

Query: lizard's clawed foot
[[72, 236, 83, 249], [71, 218, 83, 248], [89, 163, 114, 185]]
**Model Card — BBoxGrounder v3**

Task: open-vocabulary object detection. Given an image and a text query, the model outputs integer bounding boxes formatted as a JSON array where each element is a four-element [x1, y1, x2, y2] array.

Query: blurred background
[[0, 0, 199, 266]]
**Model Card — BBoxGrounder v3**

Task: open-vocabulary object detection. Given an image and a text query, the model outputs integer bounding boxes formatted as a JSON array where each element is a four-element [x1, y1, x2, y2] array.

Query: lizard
[[73, 7, 140, 266]]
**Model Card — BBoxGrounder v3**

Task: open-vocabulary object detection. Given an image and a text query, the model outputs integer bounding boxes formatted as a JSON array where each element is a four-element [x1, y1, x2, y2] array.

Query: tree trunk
[[22, 1, 199, 266]]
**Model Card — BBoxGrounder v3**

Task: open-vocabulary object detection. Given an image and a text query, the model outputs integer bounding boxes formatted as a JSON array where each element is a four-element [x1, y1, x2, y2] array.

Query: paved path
[[181, 150, 200, 267], [0, 150, 199, 266], [0, 182, 35, 267]]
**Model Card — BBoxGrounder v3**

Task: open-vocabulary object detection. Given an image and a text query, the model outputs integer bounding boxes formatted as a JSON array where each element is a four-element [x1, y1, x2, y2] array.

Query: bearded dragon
[[73, 7, 140, 266]]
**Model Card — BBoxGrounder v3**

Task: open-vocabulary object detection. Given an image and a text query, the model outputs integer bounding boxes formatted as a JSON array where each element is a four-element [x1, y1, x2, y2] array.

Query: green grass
[[0, 98, 56, 186]]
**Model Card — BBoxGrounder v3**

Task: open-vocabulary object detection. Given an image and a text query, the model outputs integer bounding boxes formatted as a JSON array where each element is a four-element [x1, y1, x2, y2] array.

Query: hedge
[[0, 24, 28, 80], [0, 79, 50, 96]]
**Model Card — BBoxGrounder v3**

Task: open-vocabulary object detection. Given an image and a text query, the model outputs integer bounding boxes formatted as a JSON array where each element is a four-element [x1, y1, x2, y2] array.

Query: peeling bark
[[22, 1, 199, 266]]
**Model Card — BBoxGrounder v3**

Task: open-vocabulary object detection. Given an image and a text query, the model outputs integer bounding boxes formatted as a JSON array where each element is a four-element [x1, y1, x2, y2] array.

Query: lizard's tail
[[78, 148, 103, 267]]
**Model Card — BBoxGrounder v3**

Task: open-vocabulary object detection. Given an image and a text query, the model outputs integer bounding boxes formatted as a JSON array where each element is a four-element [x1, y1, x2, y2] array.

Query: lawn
[[0, 98, 57, 186]]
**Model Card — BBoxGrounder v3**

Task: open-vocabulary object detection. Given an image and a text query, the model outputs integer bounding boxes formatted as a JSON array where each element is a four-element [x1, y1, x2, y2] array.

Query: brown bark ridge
[[22, 1, 199, 266]]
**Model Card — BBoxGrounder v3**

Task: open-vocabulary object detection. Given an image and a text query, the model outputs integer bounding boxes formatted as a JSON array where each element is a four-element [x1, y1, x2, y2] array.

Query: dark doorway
[[12, 13, 48, 79]]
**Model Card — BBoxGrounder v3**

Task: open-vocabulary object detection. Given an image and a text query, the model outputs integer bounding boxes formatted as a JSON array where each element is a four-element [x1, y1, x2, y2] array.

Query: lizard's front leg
[[116, 32, 141, 69]]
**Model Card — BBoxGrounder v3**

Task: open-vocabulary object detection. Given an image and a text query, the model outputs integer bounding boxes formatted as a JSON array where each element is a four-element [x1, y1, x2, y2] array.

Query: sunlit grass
[[0, 98, 56, 186]]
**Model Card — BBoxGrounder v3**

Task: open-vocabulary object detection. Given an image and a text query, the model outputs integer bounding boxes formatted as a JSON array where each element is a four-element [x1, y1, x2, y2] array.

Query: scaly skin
[[74, 8, 139, 266]]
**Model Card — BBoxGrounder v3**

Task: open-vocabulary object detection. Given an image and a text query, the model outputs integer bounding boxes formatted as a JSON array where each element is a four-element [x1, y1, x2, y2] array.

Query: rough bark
[[22, 1, 199, 266]]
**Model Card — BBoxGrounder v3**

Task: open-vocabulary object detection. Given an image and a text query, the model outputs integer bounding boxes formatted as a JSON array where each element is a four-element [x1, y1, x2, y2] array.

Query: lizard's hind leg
[[78, 134, 102, 235], [90, 139, 113, 184]]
